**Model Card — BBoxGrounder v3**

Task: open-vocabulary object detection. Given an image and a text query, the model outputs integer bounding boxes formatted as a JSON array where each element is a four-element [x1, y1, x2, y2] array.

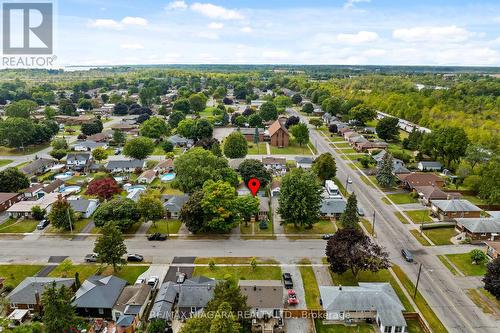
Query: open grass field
[[270, 140, 312, 155], [386, 193, 418, 204], [247, 142, 267, 154], [405, 210, 433, 223], [192, 265, 282, 280], [0, 265, 44, 288], [0, 144, 49, 156], [147, 219, 182, 234], [423, 227, 457, 245], [284, 220, 335, 234], [445, 253, 487, 276], [0, 219, 38, 233]]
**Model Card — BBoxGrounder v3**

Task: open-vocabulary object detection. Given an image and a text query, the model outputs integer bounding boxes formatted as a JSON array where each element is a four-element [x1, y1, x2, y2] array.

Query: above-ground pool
[[59, 185, 81, 194], [54, 172, 74, 181], [161, 173, 176, 182], [125, 185, 146, 192]]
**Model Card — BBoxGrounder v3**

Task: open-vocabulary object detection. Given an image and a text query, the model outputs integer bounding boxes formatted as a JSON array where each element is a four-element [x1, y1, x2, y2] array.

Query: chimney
[[34, 290, 40, 312]]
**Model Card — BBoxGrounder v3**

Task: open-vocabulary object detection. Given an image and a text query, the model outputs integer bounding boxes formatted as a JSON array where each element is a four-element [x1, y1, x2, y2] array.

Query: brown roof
[[413, 186, 455, 200], [271, 180, 280, 190], [25, 184, 44, 193], [113, 284, 151, 313], [87, 133, 109, 142], [42, 179, 64, 194], [139, 169, 156, 180], [397, 173, 443, 187], [262, 157, 286, 165], [268, 119, 289, 137], [0, 193, 21, 203], [155, 159, 174, 170], [338, 127, 352, 134], [239, 280, 283, 309], [485, 241, 500, 253]]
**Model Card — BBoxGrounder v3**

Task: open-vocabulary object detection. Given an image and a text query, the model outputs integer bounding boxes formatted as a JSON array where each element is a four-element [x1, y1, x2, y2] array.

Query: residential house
[[485, 241, 500, 259], [112, 284, 152, 332], [73, 275, 127, 319], [322, 113, 337, 125], [72, 140, 108, 152], [456, 217, 500, 242], [154, 159, 174, 173], [138, 169, 157, 184], [355, 141, 389, 153], [237, 182, 251, 196], [268, 120, 289, 148], [111, 123, 139, 133], [397, 173, 445, 190], [177, 276, 216, 320], [238, 127, 265, 141], [417, 161, 442, 172], [0, 193, 24, 212], [295, 156, 314, 169], [106, 160, 146, 173], [319, 283, 407, 333], [258, 196, 270, 221], [20, 158, 56, 176], [338, 127, 352, 137], [344, 131, 360, 141], [126, 187, 145, 202], [66, 153, 92, 171], [7, 193, 59, 218], [270, 180, 280, 197], [41, 179, 64, 195], [7, 277, 74, 313], [68, 198, 100, 218], [320, 198, 347, 218], [373, 150, 406, 174], [413, 186, 460, 205], [262, 157, 287, 174], [55, 115, 94, 125], [168, 134, 193, 148], [149, 281, 178, 322], [164, 194, 189, 219], [430, 199, 482, 221], [239, 280, 285, 333], [87, 132, 112, 142], [23, 184, 44, 199]]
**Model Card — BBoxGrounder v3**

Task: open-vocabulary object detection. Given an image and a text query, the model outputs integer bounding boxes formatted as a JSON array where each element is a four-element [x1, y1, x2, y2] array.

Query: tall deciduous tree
[[94, 222, 127, 272], [113, 129, 125, 146], [238, 159, 272, 187], [223, 131, 248, 158], [201, 180, 239, 233], [168, 110, 186, 128], [123, 137, 155, 160], [301, 102, 314, 114], [189, 93, 208, 113], [259, 102, 278, 121], [339, 193, 359, 228], [48, 195, 77, 231], [348, 104, 377, 125], [0, 167, 30, 192], [376, 117, 399, 141], [431, 127, 469, 168], [93, 197, 140, 231], [483, 258, 500, 300], [5, 99, 37, 118], [41, 282, 78, 333], [137, 192, 165, 222], [290, 123, 309, 146], [312, 153, 336, 182], [179, 191, 205, 233], [85, 177, 121, 200], [140, 117, 169, 139], [236, 195, 260, 225], [376, 152, 396, 188], [278, 168, 322, 228], [326, 227, 390, 278], [92, 147, 108, 163]]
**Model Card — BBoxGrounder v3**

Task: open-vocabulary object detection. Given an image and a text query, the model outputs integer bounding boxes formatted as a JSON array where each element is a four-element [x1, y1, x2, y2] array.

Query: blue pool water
[[160, 173, 176, 182], [126, 185, 146, 192], [59, 185, 81, 194]]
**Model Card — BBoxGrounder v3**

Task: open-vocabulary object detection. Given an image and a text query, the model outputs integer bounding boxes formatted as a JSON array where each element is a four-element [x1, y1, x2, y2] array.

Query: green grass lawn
[[0, 143, 49, 156], [0, 219, 38, 233], [437, 255, 459, 276], [334, 148, 357, 154], [299, 260, 321, 309], [270, 140, 312, 155], [360, 218, 374, 235], [46, 218, 91, 234], [247, 142, 267, 154], [386, 193, 418, 204], [409, 229, 431, 246], [331, 142, 351, 148], [192, 265, 282, 281], [0, 265, 44, 288], [284, 220, 335, 234], [0, 159, 13, 167], [315, 321, 375, 333], [461, 195, 487, 206], [423, 227, 457, 246], [394, 212, 409, 224], [392, 265, 448, 333], [147, 220, 182, 234], [49, 264, 100, 282], [101, 265, 149, 284], [404, 210, 433, 224], [445, 253, 487, 276], [194, 257, 279, 264], [328, 269, 414, 312], [50, 264, 149, 285]]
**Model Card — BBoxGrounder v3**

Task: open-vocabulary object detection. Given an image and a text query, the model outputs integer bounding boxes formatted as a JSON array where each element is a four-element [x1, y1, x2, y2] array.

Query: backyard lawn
[[284, 220, 335, 234], [192, 265, 282, 281], [0, 219, 38, 233], [405, 210, 433, 223], [298, 259, 321, 309], [0, 265, 44, 288], [315, 321, 375, 333], [386, 193, 418, 204], [247, 142, 267, 154], [270, 140, 312, 155], [423, 227, 457, 245], [445, 253, 488, 276], [147, 219, 182, 234]]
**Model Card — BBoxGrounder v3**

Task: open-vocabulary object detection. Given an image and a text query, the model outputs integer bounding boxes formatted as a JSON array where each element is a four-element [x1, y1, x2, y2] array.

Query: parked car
[[176, 272, 187, 284], [147, 233, 167, 241], [36, 219, 49, 230], [347, 177, 353, 184], [401, 249, 414, 262], [114, 148, 121, 155], [135, 278, 145, 285], [127, 254, 144, 262], [282, 273, 293, 289], [322, 234, 333, 240], [287, 290, 299, 305], [357, 207, 365, 216], [147, 276, 159, 289], [84, 253, 98, 263]]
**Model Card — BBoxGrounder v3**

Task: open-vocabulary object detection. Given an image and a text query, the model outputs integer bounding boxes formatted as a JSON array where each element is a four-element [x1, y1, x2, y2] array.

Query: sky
[[39, 0, 500, 66]]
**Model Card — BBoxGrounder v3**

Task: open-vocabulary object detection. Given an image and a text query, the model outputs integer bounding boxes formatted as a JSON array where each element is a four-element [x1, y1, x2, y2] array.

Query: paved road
[[289, 109, 498, 333]]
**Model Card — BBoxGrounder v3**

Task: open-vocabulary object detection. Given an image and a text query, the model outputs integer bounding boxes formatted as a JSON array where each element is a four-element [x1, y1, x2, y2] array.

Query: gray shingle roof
[[320, 198, 347, 215], [456, 217, 500, 233], [164, 194, 189, 213], [8, 277, 74, 305], [21, 158, 56, 175], [178, 277, 216, 308], [419, 161, 442, 168], [68, 199, 98, 213], [168, 135, 193, 145], [67, 153, 91, 162], [149, 281, 178, 321], [432, 199, 482, 212], [295, 156, 314, 164], [320, 283, 406, 327], [73, 275, 127, 309], [106, 159, 145, 170]]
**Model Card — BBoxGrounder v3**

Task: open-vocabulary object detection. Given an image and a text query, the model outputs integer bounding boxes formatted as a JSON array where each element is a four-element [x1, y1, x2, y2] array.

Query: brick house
[[268, 120, 289, 148]]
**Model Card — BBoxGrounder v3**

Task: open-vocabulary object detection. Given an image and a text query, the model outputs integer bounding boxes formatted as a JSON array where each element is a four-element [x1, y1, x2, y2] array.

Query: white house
[[68, 198, 100, 218], [66, 153, 92, 170], [137, 169, 157, 184], [106, 160, 146, 173]]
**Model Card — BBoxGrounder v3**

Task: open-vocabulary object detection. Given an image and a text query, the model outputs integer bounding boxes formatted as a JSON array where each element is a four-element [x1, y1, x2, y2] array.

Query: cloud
[[393, 25, 473, 43], [262, 50, 289, 59], [240, 26, 253, 33], [190, 2, 244, 20], [344, 0, 370, 9], [337, 31, 379, 43], [196, 31, 219, 40], [89, 16, 148, 29], [208, 22, 224, 30], [166, 1, 188, 10], [120, 43, 144, 49]]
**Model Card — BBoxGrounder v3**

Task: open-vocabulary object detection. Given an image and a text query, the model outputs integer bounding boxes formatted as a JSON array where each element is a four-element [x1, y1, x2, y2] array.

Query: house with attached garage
[[68, 198, 100, 218], [20, 158, 57, 176], [177, 276, 216, 320], [239, 280, 285, 333], [137, 169, 157, 184], [413, 185, 460, 205], [66, 153, 92, 171], [72, 140, 108, 152], [106, 159, 146, 173], [0, 193, 24, 213], [163, 194, 189, 219], [430, 199, 482, 221], [397, 173, 445, 190], [7, 193, 59, 218], [167, 134, 193, 148], [154, 159, 174, 173], [455, 217, 500, 242], [320, 283, 407, 333]]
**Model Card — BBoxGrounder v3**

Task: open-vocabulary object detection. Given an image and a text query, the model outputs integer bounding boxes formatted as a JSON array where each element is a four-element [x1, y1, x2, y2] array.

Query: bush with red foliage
[[85, 177, 121, 200]]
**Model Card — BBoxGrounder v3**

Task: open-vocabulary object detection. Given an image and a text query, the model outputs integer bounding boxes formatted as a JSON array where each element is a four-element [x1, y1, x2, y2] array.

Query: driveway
[[282, 265, 306, 310], [137, 264, 169, 285]]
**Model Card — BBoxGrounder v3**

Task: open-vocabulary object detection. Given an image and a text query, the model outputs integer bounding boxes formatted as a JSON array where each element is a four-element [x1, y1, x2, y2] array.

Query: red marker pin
[[247, 178, 261, 196]]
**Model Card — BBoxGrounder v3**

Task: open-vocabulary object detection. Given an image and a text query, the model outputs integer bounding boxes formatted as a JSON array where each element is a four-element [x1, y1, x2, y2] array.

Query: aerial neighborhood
[[0, 64, 498, 333]]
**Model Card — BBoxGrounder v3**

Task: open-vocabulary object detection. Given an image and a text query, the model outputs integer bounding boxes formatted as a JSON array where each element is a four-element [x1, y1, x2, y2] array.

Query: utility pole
[[372, 210, 376, 236], [67, 208, 73, 233], [345, 178, 349, 194], [414, 263, 423, 299]]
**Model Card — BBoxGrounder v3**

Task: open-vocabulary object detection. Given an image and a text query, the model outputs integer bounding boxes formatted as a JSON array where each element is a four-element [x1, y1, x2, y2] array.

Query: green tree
[[431, 127, 469, 167], [176, 119, 197, 139], [179, 191, 205, 233], [93, 197, 140, 231], [162, 140, 174, 153], [339, 193, 359, 228], [48, 195, 77, 231], [44, 106, 56, 119], [139, 87, 156, 107], [290, 123, 309, 146], [189, 93, 208, 113], [483, 258, 500, 300], [92, 147, 108, 162], [195, 119, 213, 140], [278, 168, 322, 228], [123, 137, 155, 160], [94, 222, 127, 272], [238, 159, 272, 187], [172, 98, 191, 114], [31, 206, 46, 220], [312, 153, 336, 182], [470, 249, 487, 265], [465, 144, 491, 170], [205, 279, 250, 323], [237, 195, 260, 225], [211, 141, 222, 157], [137, 192, 165, 222], [309, 118, 323, 128], [292, 94, 302, 105], [478, 159, 500, 205], [201, 180, 239, 233], [259, 102, 278, 121], [41, 282, 78, 333], [50, 149, 67, 161], [59, 99, 77, 115], [51, 138, 68, 150], [376, 117, 399, 141], [78, 98, 93, 111], [147, 320, 167, 333], [0, 167, 30, 192], [302, 102, 314, 114], [113, 129, 125, 146], [140, 117, 169, 139], [209, 302, 241, 333], [248, 113, 263, 128], [223, 131, 248, 158], [5, 99, 37, 118], [376, 153, 396, 188], [348, 104, 377, 125], [168, 110, 186, 128]]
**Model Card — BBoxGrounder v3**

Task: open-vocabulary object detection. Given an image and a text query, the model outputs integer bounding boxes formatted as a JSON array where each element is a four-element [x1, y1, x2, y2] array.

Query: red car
[[287, 290, 299, 305]]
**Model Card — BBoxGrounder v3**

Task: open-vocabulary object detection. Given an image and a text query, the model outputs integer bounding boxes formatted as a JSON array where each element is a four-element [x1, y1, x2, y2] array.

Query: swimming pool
[[160, 173, 176, 182], [54, 172, 74, 181], [59, 185, 81, 194], [126, 185, 146, 192]]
